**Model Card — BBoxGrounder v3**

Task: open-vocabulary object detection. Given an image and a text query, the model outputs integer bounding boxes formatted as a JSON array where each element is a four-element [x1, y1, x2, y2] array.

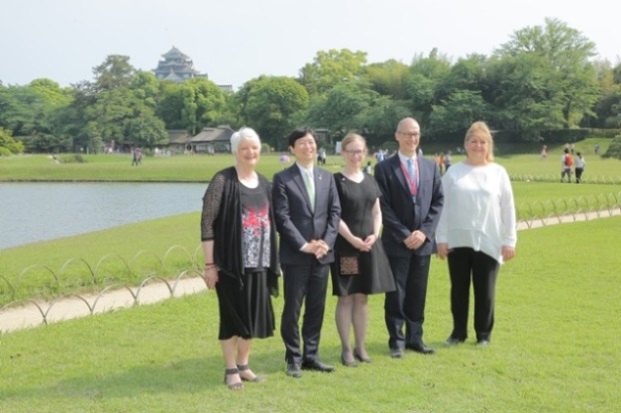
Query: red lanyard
[[400, 158, 419, 196]]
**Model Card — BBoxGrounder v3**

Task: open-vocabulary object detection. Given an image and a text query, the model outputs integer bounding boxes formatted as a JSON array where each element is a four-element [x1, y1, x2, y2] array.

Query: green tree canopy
[[0, 126, 24, 155], [238, 76, 309, 148], [299, 49, 368, 95], [93, 55, 136, 91]]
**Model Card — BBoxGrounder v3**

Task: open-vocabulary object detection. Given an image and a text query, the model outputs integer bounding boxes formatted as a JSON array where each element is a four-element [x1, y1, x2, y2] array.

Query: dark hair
[[287, 126, 317, 148]]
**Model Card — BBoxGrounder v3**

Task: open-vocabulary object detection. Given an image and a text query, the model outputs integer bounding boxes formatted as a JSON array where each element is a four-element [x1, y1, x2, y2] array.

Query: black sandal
[[224, 368, 243, 390], [237, 364, 265, 382]]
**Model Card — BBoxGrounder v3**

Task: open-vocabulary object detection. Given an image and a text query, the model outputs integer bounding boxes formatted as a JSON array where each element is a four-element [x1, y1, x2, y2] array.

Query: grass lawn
[[1, 137, 620, 183], [1, 138, 620, 412], [1, 217, 620, 412]]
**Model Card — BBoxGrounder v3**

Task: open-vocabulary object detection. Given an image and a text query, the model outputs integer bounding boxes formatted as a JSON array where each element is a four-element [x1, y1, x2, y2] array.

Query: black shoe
[[286, 362, 302, 378], [406, 343, 436, 355], [301, 359, 335, 372], [444, 336, 466, 346], [353, 349, 372, 363], [389, 347, 404, 358], [341, 352, 358, 367]]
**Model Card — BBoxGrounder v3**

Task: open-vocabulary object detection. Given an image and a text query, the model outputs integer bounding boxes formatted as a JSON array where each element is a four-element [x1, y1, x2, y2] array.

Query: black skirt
[[215, 269, 275, 340]]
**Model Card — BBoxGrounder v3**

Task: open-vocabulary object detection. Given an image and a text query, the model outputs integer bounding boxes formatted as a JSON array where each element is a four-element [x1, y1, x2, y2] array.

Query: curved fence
[[516, 192, 620, 229], [510, 174, 621, 185]]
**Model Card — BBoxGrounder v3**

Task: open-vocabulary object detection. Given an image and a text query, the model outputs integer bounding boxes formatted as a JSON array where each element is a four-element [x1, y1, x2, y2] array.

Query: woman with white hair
[[201, 127, 280, 390]]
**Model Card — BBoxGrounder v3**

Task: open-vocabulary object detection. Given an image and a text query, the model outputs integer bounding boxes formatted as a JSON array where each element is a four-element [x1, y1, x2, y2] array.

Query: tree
[[429, 90, 491, 137], [305, 82, 376, 141], [494, 18, 600, 129], [0, 79, 73, 152], [93, 55, 136, 91], [0, 126, 24, 155], [299, 49, 368, 95], [155, 82, 186, 130], [126, 115, 168, 148], [405, 50, 452, 126], [238, 76, 309, 148], [364, 59, 410, 100], [487, 53, 565, 138], [180, 78, 227, 134]]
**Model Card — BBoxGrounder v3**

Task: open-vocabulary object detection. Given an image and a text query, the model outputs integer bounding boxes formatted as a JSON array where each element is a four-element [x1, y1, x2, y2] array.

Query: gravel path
[[1, 209, 618, 333]]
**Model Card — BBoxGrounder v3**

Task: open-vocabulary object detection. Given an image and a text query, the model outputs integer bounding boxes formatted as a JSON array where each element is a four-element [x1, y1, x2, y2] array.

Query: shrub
[[602, 136, 621, 160]]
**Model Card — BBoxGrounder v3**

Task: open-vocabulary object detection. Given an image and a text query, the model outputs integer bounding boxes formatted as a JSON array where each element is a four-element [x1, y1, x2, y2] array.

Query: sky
[[1, 0, 619, 90]]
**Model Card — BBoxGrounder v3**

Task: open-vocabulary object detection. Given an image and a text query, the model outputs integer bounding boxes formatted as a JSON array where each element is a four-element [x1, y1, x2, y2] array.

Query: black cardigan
[[201, 166, 280, 296]]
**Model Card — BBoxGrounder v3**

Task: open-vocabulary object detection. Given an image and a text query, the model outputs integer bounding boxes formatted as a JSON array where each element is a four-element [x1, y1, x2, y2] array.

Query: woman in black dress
[[331, 133, 395, 366], [201, 127, 279, 389]]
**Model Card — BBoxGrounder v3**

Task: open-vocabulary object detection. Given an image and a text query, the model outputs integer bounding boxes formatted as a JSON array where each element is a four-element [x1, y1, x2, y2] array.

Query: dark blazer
[[272, 164, 341, 265], [374, 154, 444, 257]]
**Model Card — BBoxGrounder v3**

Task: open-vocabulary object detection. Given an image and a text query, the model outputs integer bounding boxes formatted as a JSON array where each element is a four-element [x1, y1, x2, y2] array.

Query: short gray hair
[[230, 127, 261, 154]]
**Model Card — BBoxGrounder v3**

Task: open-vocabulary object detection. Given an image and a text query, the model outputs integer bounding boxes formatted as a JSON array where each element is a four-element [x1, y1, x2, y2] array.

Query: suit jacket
[[272, 164, 341, 265], [374, 154, 444, 257]]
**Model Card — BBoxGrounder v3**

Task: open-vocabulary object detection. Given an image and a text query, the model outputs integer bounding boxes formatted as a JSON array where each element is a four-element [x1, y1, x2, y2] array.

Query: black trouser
[[281, 263, 329, 364], [447, 248, 499, 342], [384, 254, 431, 349], [575, 167, 584, 183]]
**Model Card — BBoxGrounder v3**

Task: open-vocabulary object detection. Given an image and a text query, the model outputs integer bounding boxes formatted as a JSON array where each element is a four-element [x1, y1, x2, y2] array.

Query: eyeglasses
[[344, 150, 365, 155], [398, 131, 420, 138]]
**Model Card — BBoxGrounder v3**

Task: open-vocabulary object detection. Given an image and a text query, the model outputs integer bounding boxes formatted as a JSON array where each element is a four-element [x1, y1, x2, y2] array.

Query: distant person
[[374, 117, 444, 358], [594, 143, 600, 155], [201, 127, 280, 390], [574, 152, 586, 183], [436, 152, 445, 175], [132, 149, 139, 166], [541, 145, 548, 160], [570, 143, 575, 155], [561, 148, 573, 183], [318, 147, 327, 165], [444, 150, 452, 171], [376, 149, 385, 163], [364, 161, 372, 174], [436, 121, 517, 347], [331, 133, 395, 366], [272, 126, 341, 378]]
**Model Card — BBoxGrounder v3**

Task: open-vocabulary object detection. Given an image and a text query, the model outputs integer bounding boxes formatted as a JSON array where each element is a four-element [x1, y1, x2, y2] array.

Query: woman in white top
[[436, 121, 517, 346]]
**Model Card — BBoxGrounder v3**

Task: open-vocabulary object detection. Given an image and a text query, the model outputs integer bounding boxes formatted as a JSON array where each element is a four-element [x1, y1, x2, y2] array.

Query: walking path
[[1, 210, 619, 333]]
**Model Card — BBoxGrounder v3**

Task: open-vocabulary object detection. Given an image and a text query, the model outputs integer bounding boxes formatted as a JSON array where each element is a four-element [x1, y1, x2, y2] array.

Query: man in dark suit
[[272, 127, 341, 378], [374, 117, 444, 357]]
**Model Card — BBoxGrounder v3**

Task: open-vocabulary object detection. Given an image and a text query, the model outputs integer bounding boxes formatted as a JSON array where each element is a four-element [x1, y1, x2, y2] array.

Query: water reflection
[[0, 182, 206, 249]]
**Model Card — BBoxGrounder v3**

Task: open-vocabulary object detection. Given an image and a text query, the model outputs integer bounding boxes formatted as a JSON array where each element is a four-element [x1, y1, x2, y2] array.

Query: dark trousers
[[281, 263, 329, 364], [575, 167, 584, 183], [384, 254, 431, 349], [447, 248, 500, 342]]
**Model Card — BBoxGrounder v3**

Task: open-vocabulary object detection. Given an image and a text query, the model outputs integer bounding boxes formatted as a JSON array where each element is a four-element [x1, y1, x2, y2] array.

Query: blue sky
[[2, 0, 619, 89]]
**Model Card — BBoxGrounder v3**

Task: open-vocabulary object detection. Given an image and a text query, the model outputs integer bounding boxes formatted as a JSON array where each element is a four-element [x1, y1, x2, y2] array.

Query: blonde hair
[[341, 132, 367, 152], [465, 121, 494, 162]]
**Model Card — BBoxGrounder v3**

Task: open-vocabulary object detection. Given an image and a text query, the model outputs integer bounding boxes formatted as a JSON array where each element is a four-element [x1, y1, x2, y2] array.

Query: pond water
[[0, 182, 207, 250]]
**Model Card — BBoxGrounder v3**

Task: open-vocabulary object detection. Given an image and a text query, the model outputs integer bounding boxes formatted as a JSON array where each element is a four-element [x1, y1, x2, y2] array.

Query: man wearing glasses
[[374, 117, 444, 358]]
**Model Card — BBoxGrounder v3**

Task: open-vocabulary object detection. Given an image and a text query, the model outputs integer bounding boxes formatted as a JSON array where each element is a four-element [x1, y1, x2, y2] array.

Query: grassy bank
[[1, 137, 620, 183], [1, 217, 620, 412]]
